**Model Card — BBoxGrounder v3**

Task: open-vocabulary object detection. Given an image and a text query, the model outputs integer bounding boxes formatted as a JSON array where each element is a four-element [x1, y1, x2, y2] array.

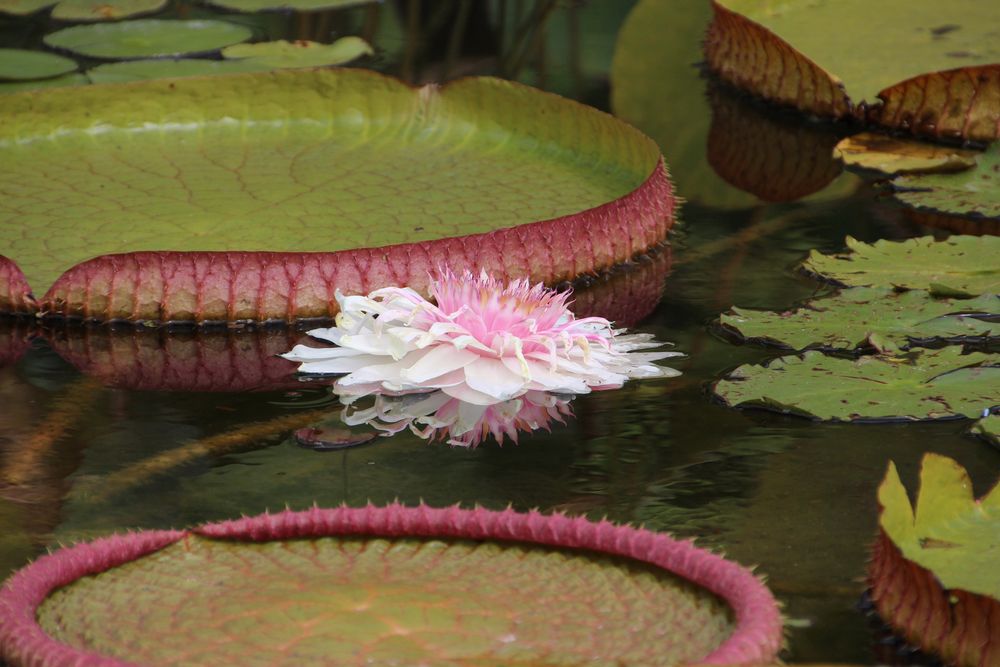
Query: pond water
[[1, 1, 998, 665]]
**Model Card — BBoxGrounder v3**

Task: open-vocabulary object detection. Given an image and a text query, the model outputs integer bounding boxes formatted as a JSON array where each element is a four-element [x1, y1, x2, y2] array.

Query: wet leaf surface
[[893, 143, 1000, 220], [834, 132, 979, 176], [221, 36, 372, 68], [802, 235, 1000, 297], [714, 347, 1000, 421], [721, 288, 999, 353], [43, 19, 253, 59], [0, 49, 76, 81]]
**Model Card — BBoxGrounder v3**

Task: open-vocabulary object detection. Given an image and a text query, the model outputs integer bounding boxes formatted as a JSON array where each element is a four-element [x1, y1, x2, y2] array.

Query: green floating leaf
[[0, 48, 77, 81], [714, 347, 999, 421], [721, 287, 999, 353], [803, 235, 1000, 297], [971, 413, 1000, 447], [870, 454, 1000, 666], [0, 72, 88, 94], [0, 0, 54, 15], [221, 36, 372, 68], [205, 0, 375, 12], [43, 19, 252, 60], [834, 132, 979, 176], [87, 58, 268, 84], [50, 0, 166, 21], [894, 143, 1000, 221]]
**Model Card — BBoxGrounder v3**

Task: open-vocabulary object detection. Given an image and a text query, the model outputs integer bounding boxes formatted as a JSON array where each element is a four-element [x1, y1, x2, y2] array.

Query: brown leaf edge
[[0, 504, 785, 667], [868, 462, 1000, 667], [703, 0, 852, 119]]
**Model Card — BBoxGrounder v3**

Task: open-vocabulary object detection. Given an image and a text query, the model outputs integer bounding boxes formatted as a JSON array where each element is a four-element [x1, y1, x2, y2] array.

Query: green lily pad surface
[[43, 20, 252, 59], [0, 0, 54, 14], [221, 36, 372, 68], [721, 288, 999, 353], [972, 414, 1000, 447], [0, 49, 76, 81], [803, 236, 1000, 297], [50, 0, 166, 20], [0, 68, 663, 302], [714, 347, 999, 421], [894, 144, 1000, 220], [38, 535, 731, 665], [86, 58, 268, 83], [0, 72, 88, 94], [205, 0, 373, 12], [879, 453, 999, 599]]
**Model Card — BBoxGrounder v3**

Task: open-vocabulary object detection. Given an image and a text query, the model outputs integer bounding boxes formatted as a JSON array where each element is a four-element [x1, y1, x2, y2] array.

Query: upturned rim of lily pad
[[0, 504, 783, 666], [1, 68, 675, 325]]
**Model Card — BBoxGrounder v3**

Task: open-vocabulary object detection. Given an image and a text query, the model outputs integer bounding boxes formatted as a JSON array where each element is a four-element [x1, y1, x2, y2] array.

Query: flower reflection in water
[[283, 269, 681, 447]]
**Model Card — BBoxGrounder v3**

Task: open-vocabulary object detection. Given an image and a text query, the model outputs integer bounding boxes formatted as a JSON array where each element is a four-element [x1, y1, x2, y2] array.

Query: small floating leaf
[[802, 235, 1000, 297], [205, 0, 374, 12], [971, 413, 1000, 447], [721, 288, 999, 353], [870, 455, 1000, 666], [50, 0, 166, 21], [87, 58, 267, 83], [221, 36, 372, 68], [0, 0, 54, 15], [834, 132, 979, 176], [714, 347, 999, 421], [0, 49, 76, 81], [0, 72, 88, 94], [894, 143, 1000, 220], [44, 19, 252, 60]]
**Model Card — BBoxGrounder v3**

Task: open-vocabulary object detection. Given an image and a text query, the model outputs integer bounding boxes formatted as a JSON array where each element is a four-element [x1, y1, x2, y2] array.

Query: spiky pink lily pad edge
[[0, 504, 782, 667], [34, 160, 673, 325]]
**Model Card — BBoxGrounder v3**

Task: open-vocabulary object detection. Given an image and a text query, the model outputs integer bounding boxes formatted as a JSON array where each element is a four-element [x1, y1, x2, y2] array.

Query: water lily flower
[[282, 269, 681, 405], [341, 390, 573, 448]]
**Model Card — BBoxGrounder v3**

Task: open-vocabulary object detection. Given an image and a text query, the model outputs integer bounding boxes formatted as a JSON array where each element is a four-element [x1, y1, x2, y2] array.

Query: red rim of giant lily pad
[[0, 504, 782, 666], [0, 68, 675, 325]]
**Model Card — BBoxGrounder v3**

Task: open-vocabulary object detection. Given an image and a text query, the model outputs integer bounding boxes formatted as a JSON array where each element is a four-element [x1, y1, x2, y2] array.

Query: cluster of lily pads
[[0, 0, 376, 94]]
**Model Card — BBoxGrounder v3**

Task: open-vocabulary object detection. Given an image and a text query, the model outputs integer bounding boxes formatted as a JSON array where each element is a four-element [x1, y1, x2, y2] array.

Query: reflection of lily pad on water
[[802, 235, 1000, 297], [714, 347, 999, 421], [869, 454, 1000, 667], [0, 69, 674, 324], [720, 288, 999, 353], [0, 506, 783, 666], [704, 0, 1000, 141]]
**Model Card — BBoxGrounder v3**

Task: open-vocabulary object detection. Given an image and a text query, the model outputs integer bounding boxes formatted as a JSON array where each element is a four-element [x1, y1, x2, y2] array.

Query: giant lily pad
[[704, 0, 1000, 141], [43, 20, 253, 59], [221, 36, 372, 68], [0, 0, 54, 14], [0, 505, 783, 666], [893, 143, 1000, 220], [713, 347, 999, 421], [0, 68, 673, 324], [720, 287, 999, 353], [50, 0, 166, 21], [972, 414, 1000, 447], [0, 49, 76, 81], [869, 454, 1000, 666], [802, 235, 1000, 297]]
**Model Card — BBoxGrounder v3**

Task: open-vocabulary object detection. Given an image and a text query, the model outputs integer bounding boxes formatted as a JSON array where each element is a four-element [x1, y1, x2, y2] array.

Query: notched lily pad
[[221, 36, 372, 68], [869, 454, 1000, 666], [893, 143, 1000, 221], [720, 288, 999, 353], [802, 235, 1000, 297], [44, 19, 253, 60], [704, 0, 1000, 140], [50, 0, 166, 21], [0, 49, 76, 81], [713, 347, 999, 421], [834, 132, 979, 176], [0, 505, 783, 666]]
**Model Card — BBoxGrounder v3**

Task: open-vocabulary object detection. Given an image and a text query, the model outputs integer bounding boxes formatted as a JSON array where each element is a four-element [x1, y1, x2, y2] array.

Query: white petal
[[442, 382, 510, 406], [464, 357, 530, 401], [450, 401, 489, 437], [400, 344, 479, 383]]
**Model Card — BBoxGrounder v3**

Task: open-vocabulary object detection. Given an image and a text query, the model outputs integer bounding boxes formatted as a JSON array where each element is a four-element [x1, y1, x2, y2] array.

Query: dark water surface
[[2, 1, 998, 664]]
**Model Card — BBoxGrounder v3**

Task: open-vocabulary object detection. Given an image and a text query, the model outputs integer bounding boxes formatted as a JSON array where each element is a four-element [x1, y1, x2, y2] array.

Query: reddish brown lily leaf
[[0, 505, 784, 666], [0, 69, 674, 325], [0, 257, 34, 315]]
